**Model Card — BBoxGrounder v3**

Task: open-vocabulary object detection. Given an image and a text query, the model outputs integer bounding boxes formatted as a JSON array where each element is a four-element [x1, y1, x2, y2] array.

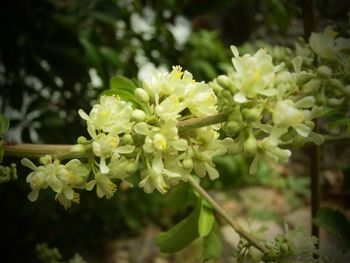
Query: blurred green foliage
[[2, 0, 349, 262]]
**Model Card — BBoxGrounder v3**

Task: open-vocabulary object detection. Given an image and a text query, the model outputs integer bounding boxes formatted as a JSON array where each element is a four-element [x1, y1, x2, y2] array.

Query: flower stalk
[[188, 176, 267, 253]]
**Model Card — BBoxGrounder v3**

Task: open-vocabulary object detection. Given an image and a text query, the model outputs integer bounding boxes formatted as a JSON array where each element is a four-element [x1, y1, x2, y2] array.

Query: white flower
[[230, 46, 280, 103], [139, 153, 182, 194], [86, 172, 117, 199], [78, 96, 133, 136]]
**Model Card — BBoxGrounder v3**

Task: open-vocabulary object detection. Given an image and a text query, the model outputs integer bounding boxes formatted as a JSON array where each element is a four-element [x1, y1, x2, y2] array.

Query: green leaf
[[106, 76, 149, 113], [198, 199, 215, 237], [100, 46, 122, 68], [156, 204, 200, 253], [79, 37, 102, 69], [0, 143, 4, 163], [202, 222, 222, 262], [314, 207, 350, 246], [0, 114, 9, 136]]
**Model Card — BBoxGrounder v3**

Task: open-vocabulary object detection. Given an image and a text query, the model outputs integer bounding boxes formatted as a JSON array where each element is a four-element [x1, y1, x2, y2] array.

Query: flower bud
[[132, 109, 147, 121], [317, 65, 332, 79], [292, 135, 306, 147], [208, 80, 222, 93], [328, 78, 343, 90], [243, 134, 257, 156], [39, 155, 52, 165], [182, 158, 194, 170], [70, 144, 86, 153], [77, 136, 88, 144], [343, 85, 350, 96], [242, 108, 261, 122], [302, 79, 321, 93], [217, 75, 236, 93], [121, 134, 134, 145], [224, 121, 240, 137], [126, 162, 138, 174], [297, 72, 313, 85], [134, 88, 149, 102], [327, 98, 344, 106]]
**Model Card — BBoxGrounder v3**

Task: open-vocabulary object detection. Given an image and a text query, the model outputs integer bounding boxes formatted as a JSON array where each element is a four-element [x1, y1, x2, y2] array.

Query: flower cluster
[[237, 226, 319, 263], [210, 46, 324, 174], [22, 155, 89, 208]]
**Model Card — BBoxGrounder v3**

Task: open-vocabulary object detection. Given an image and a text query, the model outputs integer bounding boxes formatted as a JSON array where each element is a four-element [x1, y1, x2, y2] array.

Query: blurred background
[[1, 0, 350, 262]]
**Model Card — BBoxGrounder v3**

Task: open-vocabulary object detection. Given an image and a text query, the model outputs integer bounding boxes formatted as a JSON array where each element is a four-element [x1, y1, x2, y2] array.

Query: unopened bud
[[132, 109, 146, 121], [77, 136, 88, 144], [297, 72, 313, 85], [182, 158, 194, 170], [343, 85, 350, 96], [224, 121, 240, 137], [302, 79, 321, 93], [121, 134, 134, 145], [243, 134, 257, 156], [327, 98, 344, 106], [39, 155, 52, 165], [317, 65, 332, 79], [126, 162, 138, 174], [328, 79, 343, 90], [217, 75, 235, 92], [242, 108, 261, 122], [135, 88, 149, 102], [70, 144, 86, 153]]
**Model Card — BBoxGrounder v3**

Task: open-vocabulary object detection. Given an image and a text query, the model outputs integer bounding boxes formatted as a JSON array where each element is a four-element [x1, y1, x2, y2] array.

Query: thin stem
[[177, 113, 227, 132], [3, 143, 83, 160], [310, 120, 321, 241], [188, 176, 267, 253]]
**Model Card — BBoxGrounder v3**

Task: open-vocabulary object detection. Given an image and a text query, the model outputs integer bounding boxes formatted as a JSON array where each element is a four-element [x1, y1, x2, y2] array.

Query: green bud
[[126, 162, 138, 174], [132, 109, 147, 121], [208, 80, 222, 93], [70, 144, 86, 153], [217, 75, 236, 93], [343, 85, 350, 96], [302, 79, 321, 93], [317, 65, 332, 79], [242, 108, 261, 122], [227, 143, 242, 155], [199, 153, 212, 163], [327, 98, 344, 106], [121, 134, 134, 145], [39, 155, 52, 165], [182, 158, 194, 170], [135, 88, 149, 102], [297, 72, 313, 85], [221, 89, 232, 100], [328, 78, 344, 90], [77, 136, 88, 144], [224, 121, 240, 137], [243, 134, 257, 156]]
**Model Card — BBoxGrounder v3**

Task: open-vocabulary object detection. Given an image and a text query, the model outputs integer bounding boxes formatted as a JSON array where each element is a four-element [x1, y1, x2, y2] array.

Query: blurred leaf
[[343, 167, 350, 191], [202, 222, 222, 262], [164, 183, 193, 211], [156, 203, 200, 253], [79, 37, 102, 69], [0, 114, 9, 136], [314, 207, 350, 246], [198, 199, 215, 237], [105, 76, 149, 113], [100, 46, 122, 68]]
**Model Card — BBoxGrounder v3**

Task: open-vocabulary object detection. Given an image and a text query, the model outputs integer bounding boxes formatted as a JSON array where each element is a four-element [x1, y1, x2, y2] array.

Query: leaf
[[100, 46, 122, 68], [314, 207, 350, 246], [156, 203, 200, 253], [107, 76, 149, 113], [79, 37, 102, 69], [198, 199, 215, 237], [0, 114, 9, 136], [202, 222, 222, 262]]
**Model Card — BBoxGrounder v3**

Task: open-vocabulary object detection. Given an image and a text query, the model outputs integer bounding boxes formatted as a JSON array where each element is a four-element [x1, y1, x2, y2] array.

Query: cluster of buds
[[210, 46, 324, 174]]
